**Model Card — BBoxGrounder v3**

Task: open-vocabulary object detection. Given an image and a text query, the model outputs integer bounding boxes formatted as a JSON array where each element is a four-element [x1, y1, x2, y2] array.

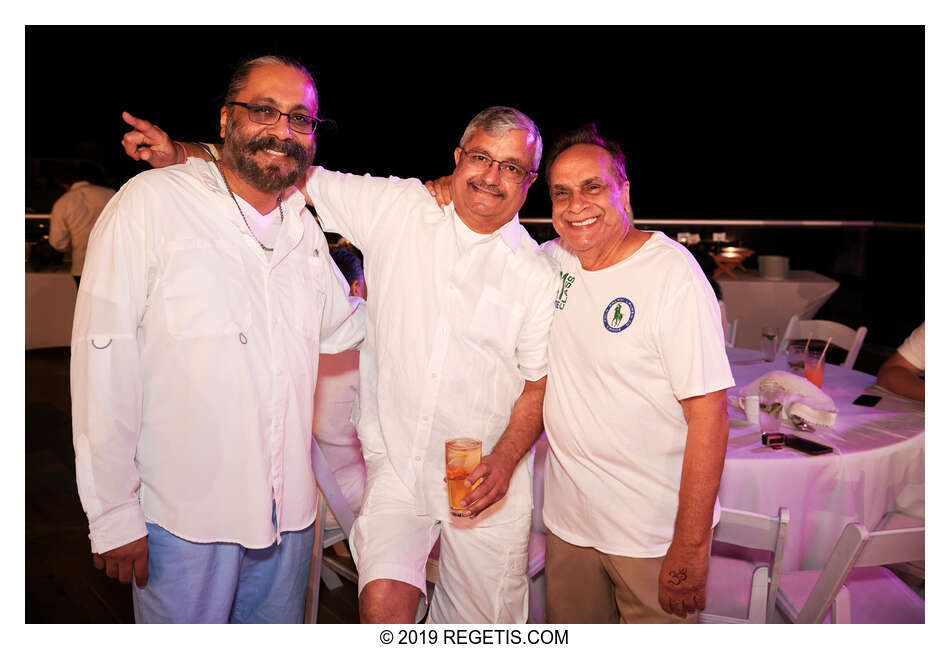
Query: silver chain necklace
[[215, 161, 284, 252]]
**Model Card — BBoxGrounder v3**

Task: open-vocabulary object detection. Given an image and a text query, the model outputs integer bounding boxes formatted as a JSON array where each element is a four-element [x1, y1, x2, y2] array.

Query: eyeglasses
[[228, 102, 319, 134], [458, 147, 535, 184]]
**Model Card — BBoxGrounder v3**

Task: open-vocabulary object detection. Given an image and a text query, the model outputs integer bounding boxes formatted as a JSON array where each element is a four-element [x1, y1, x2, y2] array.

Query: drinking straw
[[805, 334, 813, 352], [819, 337, 832, 365]]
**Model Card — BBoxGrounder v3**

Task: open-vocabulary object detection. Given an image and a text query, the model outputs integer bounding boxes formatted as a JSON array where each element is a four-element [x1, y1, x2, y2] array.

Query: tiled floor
[[25, 347, 359, 623]]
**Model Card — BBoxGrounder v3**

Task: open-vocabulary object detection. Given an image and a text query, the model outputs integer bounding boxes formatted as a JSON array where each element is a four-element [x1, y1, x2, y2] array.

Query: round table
[[719, 346, 924, 570]]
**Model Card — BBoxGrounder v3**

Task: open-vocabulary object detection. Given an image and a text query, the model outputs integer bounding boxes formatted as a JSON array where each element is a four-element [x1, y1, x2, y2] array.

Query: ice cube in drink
[[445, 438, 481, 515]]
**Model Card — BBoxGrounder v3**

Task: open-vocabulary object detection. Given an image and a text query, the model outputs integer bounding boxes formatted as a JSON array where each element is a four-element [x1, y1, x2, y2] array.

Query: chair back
[[854, 526, 925, 568], [711, 507, 789, 622], [794, 522, 869, 623], [780, 315, 868, 369], [725, 319, 738, 347]]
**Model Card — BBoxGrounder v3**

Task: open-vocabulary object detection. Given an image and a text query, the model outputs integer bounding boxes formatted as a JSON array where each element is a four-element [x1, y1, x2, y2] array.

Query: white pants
[[350, 459, 530, 623]]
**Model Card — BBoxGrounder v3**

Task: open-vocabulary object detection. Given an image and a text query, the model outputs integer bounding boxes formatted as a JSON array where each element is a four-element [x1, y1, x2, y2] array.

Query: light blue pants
[[131, 517, 315, 624]]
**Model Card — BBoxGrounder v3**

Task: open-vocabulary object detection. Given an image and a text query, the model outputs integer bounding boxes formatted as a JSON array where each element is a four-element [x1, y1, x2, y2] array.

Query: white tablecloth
[[26, 271, 77, 349], [720, 346, 924, 570], [719, 270, 840, 350]]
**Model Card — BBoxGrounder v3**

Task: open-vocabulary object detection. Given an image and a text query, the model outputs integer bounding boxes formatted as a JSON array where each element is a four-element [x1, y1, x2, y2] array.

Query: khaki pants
[[545, 530, 698, 624]]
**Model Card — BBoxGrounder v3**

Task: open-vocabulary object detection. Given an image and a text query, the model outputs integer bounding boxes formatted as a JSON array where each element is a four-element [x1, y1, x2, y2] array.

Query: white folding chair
[[779, 315, 867, 369], [725, 319, 738, 348], [874, 511, 925, 581], [776, 522, 924, 624], [304, 439, 358, 623], [698, 506, 789, 624]]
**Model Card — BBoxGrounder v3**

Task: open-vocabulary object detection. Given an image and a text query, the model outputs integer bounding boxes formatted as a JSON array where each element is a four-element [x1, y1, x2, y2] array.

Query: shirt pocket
[[466, 285, 525, 356], [289, 256, 327, 339], [162, 239, 251, 339]]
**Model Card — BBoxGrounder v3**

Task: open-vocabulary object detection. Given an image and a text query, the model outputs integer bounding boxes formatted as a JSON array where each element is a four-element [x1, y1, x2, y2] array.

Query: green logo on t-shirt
[[555, 271, 574, 310]]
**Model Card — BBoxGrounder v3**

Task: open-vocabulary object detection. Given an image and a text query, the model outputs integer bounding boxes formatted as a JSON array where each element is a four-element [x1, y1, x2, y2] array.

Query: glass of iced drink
[[445, 438, 482, 516], [786, 341, 806, 373], [804, 350, 825, 387], [758, 381, 784, 434]]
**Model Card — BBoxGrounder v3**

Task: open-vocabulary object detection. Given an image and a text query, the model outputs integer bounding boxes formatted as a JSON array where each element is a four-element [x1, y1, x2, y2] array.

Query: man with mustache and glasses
[[123, 105, 558, 623], [71, 56, 365, 623]]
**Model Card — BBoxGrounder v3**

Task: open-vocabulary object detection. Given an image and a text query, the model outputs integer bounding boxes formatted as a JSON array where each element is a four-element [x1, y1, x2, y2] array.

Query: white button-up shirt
[[306, 167, 557, 522], [71, 159, 364, 553]]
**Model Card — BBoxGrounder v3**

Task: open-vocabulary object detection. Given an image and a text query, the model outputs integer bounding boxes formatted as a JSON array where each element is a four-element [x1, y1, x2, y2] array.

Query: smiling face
[[450, 127, 538, 234], [219, 63, 317, 194], [549, 143, 634, 269]]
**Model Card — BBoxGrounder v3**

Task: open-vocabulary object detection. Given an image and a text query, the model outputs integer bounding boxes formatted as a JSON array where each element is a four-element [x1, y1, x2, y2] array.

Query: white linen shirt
[[71, 158, 365, 554], [305, 167, 558, 523]]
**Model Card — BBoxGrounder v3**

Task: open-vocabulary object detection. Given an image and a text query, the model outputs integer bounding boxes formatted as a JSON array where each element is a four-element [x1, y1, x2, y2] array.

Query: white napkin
[[738, 370, 838, 429]]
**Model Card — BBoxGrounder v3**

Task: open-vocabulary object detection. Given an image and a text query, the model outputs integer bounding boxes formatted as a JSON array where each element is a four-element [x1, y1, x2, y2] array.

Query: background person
[[314, 246, 368, 526], [877, 322, 925, 401], [49, 162, 116, 286]]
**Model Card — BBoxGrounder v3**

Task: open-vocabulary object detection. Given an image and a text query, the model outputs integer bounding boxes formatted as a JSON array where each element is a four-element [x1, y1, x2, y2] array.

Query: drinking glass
[[445, 438, 481, 515], [761, 327, 778, 362], [804, 350, 825, 388], [758, 381, 784, 434], [786, 341, 806, 373]]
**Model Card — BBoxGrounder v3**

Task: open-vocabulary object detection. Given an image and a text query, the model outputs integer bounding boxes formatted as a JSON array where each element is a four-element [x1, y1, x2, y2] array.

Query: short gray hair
[[459, 106, 543, 171], [224, 55, 318, 107]]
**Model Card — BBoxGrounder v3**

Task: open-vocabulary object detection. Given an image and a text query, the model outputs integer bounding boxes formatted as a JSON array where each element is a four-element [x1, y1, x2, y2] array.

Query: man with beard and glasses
[[122, 105, 558, 623], [70, 56, 365, 623]]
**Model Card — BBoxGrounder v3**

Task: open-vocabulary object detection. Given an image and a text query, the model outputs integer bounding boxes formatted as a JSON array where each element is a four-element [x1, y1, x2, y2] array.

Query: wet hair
[[459, 106, 543, 171], [224, 55, 318, 107], [544, 123, 628, 187], [329, 246, 364, 286]]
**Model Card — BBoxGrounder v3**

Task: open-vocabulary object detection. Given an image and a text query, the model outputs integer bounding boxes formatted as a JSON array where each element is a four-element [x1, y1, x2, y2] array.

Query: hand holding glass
[[445, 438, 481, 516]]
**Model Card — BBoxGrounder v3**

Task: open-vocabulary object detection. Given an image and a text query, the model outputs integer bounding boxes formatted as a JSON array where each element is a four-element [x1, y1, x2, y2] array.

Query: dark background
[[25, 25, 924, 350], [26, 25, 922, 220]]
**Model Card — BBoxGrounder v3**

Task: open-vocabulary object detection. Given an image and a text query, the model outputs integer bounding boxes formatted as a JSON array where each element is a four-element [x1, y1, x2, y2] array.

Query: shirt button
[[415, 456, 421, 461]]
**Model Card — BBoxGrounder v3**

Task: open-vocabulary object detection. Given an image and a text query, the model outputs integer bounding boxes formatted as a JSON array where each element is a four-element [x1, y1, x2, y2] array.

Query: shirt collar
[[435, 202, 524, 253], [190, 157, 307, 215]]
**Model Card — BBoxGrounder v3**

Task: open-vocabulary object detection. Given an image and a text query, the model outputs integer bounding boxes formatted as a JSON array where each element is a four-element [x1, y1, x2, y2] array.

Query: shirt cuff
[[88, 501, 148, 554]]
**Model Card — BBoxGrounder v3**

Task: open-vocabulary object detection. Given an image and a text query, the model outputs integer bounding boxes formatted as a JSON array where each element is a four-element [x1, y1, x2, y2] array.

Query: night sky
[[26, 25, 922, 221]]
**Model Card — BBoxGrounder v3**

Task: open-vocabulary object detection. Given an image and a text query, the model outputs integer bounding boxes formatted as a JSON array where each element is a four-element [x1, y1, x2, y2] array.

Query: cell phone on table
[[761, 432, 834, 455], [853, 394, 882, 407], [783, 434, 834, 455]]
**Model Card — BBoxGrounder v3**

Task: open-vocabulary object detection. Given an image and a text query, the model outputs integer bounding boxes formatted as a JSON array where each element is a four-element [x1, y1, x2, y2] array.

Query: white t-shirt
[[305, 167, 558, 522], [541, 232, 735, 557], [897, 322, 925, 371]]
